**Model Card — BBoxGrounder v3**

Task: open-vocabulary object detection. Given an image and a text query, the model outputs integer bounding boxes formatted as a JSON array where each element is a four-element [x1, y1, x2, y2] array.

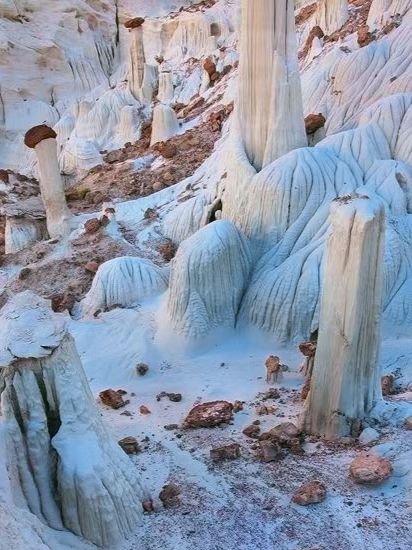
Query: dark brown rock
[[159, 483, 180, 507], [50, 292, 75, 313], [24, 125, 57, 148], [183, 400, 233, 429], [210, 443, 241, 461], [124, 17, 145, 29], [242, 424, 260, 438], [142, 499, 154, 512], [139, 405, 151, 415], [259, 440, 283, 462], [305, 113, 326, 135], [153, 141, 177, 159], [136, 363, 149, 376], [233, 400, 244, 412], [203, 57, 216, 78], [118, 436, 141, 454], [84, 218, 102, 234], [0, 169, 9, 183], [292, 481, 327, 505], [381, 374, 394, 396], [357, 25, 375, 47], [99, 389, 129, 409]]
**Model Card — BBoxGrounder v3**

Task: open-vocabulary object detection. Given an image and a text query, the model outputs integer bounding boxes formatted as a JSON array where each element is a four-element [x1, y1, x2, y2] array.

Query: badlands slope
[[1, 0, 412, 549]]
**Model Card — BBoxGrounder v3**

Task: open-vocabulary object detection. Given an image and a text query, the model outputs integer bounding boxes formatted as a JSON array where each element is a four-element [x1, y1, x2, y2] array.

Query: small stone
[[120, 410, 133, 417], [168, 393, 182, 402], [164, 424, 179, 431], [84, 261, 99, 273], [304, 113, 326, 135], [139, 405, 151, 415], [18, 267, 31, 280], [256, 404, 277, 416], [233, 400, 244, 412], [359, 427, 380, 446], [183, 400, 233, 429], [203, 57, 216, 77], [159, 483, 180, 508], [136, 363, 149, 376], [118, 436, 140, 454], [259, 388, 280, 400], [210, 443, 241, 461], [350, 453, 393, 485], [259, 440, 283, 462], [292, 481, 327, 506], [242, 424, 260, 438], [153, 141, 177, 159], [99, 389, 129, 409], [404, 417, 412, 430], [152, 181, 165, 192], [381, 374, 394, 396], [84, 218, 101, 234], [142, 499, 154, 512]]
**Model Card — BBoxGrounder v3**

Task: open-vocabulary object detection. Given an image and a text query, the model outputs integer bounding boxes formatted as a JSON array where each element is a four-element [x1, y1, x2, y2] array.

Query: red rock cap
[[24, 125, 57, 148], [124, 17, 145, 29]]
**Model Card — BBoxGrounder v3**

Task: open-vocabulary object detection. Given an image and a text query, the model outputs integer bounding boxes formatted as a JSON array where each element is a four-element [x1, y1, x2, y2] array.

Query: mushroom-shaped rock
[[167, 220, 252, 338], [24, 125, 71, 239], [303, 196, 385, 438], [0, 291, 146, 547], [124, 17, 145, 29], [81, 256, 169, 317], [150, 103, 180, 146], [3, 196, 48, 254]]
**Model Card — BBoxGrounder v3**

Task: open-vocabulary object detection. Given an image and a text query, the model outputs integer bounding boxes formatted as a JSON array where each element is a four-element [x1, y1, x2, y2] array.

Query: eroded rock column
[[237, 0, 307, 170], [303, 195, 385, 439], [24, 125, 71, 239], [0, 291, 147, 547]]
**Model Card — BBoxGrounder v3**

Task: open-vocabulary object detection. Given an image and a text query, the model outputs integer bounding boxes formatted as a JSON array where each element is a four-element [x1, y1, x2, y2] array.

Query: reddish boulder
[[305, 113, 326, 135], [203, 57, 216, 78], [84, 218, 102, 234], [349, 454, 392, 485], [357, 25, 375, 48], [243, 424, 260, 438], [210, 443, 241, 461], [99, 389, 129, 409], [118, 436, 141, 454], [50, 292, 75, 313], [381, 374, 394, 396], [84, 261, 99, 273], [183, 400, 233, 428], [292, 480, 327, 505], [159, 483, 180, 507]]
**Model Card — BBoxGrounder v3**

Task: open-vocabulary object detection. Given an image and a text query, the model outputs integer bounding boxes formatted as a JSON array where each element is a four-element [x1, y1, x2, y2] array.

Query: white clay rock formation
[[150, 103, 180, 146], [24, 125, 71, 239], [157, 70, 174, 103], [0, 291, 146, 547], [303, 196, 385, 438], [167, 220, 252, 338], [81, 256, 169, 317], [3, 196, 48, 254], [237, 0, 307, 170], [315, 0, 349, 36]]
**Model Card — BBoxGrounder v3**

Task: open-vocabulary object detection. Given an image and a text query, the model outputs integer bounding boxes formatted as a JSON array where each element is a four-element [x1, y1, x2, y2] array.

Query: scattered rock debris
[[99, 389, 130, 409], [118, 436, 141, 455]]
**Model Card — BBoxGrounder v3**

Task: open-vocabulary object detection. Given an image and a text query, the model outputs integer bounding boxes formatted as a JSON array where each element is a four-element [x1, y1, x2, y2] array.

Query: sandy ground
[[69, 306, 412, 550]]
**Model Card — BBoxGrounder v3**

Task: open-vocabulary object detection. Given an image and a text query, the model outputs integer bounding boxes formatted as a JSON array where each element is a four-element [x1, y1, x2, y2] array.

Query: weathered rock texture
[[315, 0, 348, 35], [303, 196, 385, 438], [0, 291, 146, 547], [167, 220, 252, 338], [24, 126, 71, 239], [237, 0, 307, 170]]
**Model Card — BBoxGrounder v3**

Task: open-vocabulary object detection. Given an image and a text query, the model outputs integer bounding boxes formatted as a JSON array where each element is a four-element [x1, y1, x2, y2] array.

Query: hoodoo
[[316, 0, 349, 36], [24, 125, 71, 239], [0, 291, 147, 547], [237, 0, 307, 170], [303, 195, 385, 439]]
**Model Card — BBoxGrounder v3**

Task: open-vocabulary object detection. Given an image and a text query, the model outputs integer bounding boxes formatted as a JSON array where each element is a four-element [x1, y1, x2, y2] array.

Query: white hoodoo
[[24, 125, 71, 239], [150, 103, 180, 146], [303, 195, 385, 438], [0, 291, 147, 547], [315, 0, 349, 35], [237, 0, 307, 171]]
